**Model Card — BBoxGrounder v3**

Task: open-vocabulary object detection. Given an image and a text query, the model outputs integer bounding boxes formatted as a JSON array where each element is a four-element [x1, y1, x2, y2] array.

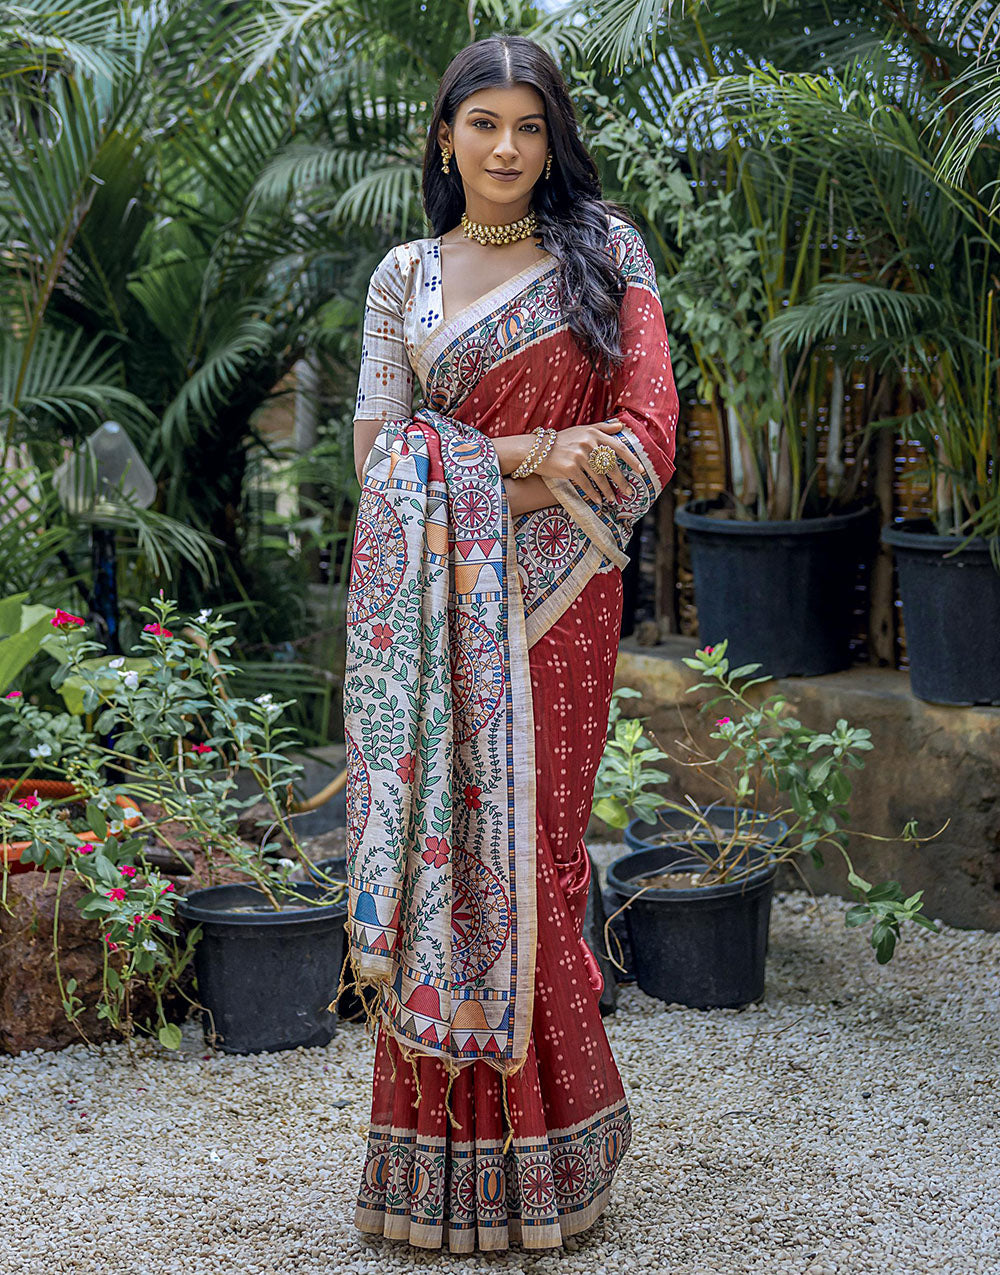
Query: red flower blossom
[[370, 622, 394, 651], [394, 752, 416, 784], [142, 623, 173, 638], [146, 912, 164, 924], [160, 882, 175, 894], [16, 793, 39, 811], [107, 887, 127, 902], [421, 835, 449, 869], [51, 609, 85, 629], [463, 784, 482, 810], [4, 690, 22, 700], [190, 743, 213, 755]]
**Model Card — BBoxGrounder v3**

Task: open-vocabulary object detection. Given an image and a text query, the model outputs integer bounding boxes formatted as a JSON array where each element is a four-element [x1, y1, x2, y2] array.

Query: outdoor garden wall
[[611, 637, 1000, 932]]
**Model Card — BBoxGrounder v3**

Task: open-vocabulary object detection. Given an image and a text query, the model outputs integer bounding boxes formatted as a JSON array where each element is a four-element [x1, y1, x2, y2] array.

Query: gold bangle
[[512, 428, 556, 479], [511, 427, 549, 479]]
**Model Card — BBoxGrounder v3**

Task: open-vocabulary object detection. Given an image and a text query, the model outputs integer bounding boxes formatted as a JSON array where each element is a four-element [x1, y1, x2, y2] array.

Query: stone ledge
[[612, 637, 1000, 931]]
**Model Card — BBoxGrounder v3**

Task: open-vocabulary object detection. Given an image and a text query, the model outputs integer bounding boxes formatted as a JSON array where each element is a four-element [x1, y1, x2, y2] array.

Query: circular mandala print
[[363, 1151, 389, 1193], [451, 849, 511, 984], [348, 488, 406, 626], [455, 345, 484, 386], [597, 1121, 627, 1177], [552, 1149, 590, 1202], [407, 1152, 437, 1203], [452, 1161, 477, 1218], [445, 434, 486, 469], [450, 611, 504, 744], [452, 481, 500, 536], [532, 510, 574, 563], [518, 1156, 557, 1212], [345, 729, 370, 841], [496, 306, 530, 348]]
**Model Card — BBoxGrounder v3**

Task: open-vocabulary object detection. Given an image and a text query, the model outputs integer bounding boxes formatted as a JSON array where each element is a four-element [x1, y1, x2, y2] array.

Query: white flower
[[109, 657, 125, 669], [123, 671, 140, 689], [141, 939, 158, 952], [196, 608, 212, 623], [28, 743, 52, 759], [277, 857, 296, 871], [254, 693, 274, 708]]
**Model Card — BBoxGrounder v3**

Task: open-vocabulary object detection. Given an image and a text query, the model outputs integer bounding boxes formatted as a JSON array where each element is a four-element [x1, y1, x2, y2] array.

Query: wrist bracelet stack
[[510, 427, 557, 479]]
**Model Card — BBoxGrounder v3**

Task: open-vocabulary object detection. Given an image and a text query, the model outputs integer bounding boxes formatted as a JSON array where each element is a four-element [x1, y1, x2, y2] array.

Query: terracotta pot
[[0, 777, 79, 802], [1, 795, 142, 874]]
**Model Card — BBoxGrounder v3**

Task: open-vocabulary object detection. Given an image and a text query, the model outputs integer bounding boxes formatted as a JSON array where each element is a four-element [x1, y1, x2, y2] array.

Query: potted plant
[[652, 63, 1000, 701], [1, 597, 348, 1055], [603, 641, 940, 1009], [878, 234, 1000, 704], [581, 87, 878, 676]]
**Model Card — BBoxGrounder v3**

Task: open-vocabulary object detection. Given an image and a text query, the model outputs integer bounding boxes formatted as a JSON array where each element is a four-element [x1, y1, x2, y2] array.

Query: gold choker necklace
[[460, 210, 538, 246]]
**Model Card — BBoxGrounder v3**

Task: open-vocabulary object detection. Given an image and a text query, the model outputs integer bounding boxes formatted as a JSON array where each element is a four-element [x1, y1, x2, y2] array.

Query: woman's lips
[[487, 171, 521, 181]]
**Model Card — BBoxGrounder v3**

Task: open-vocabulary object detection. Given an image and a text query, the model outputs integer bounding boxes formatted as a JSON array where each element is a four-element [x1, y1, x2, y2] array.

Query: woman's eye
[[471, 120, 541, 132]]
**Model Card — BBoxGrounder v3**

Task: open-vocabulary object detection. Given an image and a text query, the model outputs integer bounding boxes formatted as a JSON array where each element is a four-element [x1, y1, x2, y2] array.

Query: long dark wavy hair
[[423, 36, 636, 379]]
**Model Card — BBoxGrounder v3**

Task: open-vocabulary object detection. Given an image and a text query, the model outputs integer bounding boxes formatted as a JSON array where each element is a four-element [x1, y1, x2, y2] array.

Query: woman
[[344, 34, 677, 1254]]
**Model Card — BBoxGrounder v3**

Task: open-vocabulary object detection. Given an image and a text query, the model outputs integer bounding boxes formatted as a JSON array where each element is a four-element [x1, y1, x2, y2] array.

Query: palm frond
[[763, 279, 946, 351]]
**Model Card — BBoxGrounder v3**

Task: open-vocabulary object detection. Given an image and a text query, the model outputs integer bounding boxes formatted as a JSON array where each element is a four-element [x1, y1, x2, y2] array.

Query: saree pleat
[[355, 572, 628, 1252]]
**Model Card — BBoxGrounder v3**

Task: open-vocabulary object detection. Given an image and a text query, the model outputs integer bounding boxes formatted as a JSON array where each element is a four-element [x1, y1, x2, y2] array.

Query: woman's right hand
[[533, 420, 644, 506]]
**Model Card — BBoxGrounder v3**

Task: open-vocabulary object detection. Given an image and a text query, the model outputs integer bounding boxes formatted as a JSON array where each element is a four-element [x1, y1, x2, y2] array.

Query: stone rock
[[0, 872, 156, 1055], [303, 826, 348, 861]]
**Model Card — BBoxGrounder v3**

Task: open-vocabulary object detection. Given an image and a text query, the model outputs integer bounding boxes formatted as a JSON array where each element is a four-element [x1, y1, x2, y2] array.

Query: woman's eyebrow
[[464, 108, 546, 121]]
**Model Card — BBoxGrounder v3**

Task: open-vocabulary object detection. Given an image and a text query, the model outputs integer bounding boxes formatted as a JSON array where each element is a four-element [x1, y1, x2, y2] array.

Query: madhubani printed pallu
[[343, 215, 678, 1251]]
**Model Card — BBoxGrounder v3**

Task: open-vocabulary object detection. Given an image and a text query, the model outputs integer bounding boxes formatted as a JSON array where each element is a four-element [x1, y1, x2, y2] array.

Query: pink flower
[[394, 752, 416, 784], [146, 912, 164, 924], [421, 835, 449, 869], [463, 784, 482, 810], [704, 645, 715, 655], [120, 865, 138, 878], [16, 793, 39, 811], [73, 845, 94, 855], [370, 622, 394, 651], [190, 743, 212, 755], [51, 609, 85, 629], [107, 887, 127, 902], [715, 717, 732, 727], [160, 882, 175, 894], [103, 934, 119, 952], [143, 623, 173, 638], [4, 690, 22, 700]]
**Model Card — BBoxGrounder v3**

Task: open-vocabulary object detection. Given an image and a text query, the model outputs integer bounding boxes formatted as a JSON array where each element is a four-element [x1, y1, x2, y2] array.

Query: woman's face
[[437, 83, 548, 217]]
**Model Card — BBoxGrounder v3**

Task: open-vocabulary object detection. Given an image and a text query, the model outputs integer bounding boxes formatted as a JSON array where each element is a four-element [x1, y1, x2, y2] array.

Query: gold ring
[[587, 444, 615, 476]]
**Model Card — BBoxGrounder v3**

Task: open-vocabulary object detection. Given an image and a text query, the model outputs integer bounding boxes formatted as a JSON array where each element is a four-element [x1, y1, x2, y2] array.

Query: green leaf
[[158, 1023, 183, 1051], [591, 796, 628, 829], [86, 803, 108, 839]]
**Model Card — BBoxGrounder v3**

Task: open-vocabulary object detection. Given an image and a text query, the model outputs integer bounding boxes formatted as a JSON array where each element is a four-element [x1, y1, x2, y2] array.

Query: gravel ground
[[1, 856, 997, 1275]]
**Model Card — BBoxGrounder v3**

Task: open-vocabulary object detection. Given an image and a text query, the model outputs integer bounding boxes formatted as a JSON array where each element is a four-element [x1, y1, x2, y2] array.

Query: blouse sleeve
[[538, 220, 678, 565], [353, 246, 415, 424]]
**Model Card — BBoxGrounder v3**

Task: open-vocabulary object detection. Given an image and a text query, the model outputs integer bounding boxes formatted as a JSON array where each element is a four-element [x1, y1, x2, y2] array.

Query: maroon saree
[[345, 214, 678, 1252]]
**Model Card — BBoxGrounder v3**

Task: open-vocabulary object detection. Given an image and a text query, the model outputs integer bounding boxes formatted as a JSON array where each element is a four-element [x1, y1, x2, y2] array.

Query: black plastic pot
[[605, 841, 776, 1009], [882, 519, 1000, 705], [675, 498, 876, 677], [176, 880, 348, 1054], [303, 856, 374, 1022], [624, 806, 789, 856]]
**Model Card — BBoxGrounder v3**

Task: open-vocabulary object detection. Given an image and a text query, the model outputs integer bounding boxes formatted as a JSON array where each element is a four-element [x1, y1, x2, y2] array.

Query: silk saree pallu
[[343, 217, 679, 1250]]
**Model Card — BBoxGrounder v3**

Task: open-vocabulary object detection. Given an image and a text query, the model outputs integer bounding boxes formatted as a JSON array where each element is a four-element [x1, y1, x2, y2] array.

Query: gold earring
[[441, 143, 451, 175], [545, 150, 552, 179]]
